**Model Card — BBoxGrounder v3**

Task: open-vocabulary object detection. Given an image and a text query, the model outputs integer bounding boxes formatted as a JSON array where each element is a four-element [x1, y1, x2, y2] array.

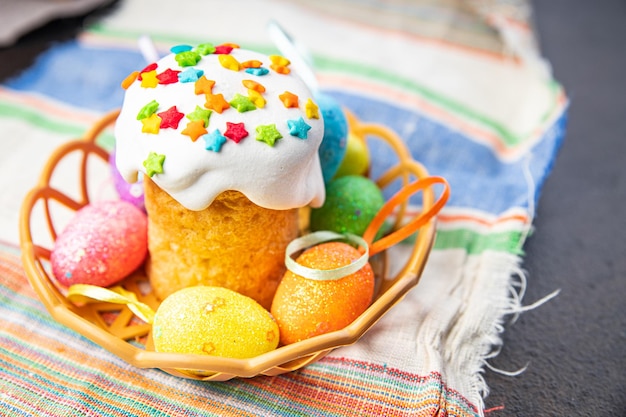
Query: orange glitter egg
[[271, 242, 375, 345]]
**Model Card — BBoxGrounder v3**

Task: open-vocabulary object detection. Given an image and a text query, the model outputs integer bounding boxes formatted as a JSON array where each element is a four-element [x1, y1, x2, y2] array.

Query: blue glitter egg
[[316, 93, 348, 183]]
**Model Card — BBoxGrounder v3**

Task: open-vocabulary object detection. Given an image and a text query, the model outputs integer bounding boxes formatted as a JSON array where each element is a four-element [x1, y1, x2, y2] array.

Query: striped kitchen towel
[[0, 1, 566, 415]]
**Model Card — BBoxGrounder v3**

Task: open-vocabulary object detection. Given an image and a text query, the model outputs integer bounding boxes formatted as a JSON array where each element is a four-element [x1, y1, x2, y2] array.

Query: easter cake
[[114, 43, 327, 309]]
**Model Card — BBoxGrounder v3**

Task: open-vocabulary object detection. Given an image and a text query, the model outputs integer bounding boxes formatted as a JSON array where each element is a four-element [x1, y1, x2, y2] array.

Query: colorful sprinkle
[[204, 93, 231, 114], [171, 44, 193, 54], [138, 63, 157, 80], [248, 89, 266, 108], [224, 122, 248, 143], [203, 129, 227, 152], [271, 65, 291, 75], [242, 79, 265, 93], [305, 98, 320, 119], [140, 70, 159, 88], [256, 124, 282, 147], [202, 342, 216, 355], [157, 106, 185, 129], [269, 55, 290, 67], [181, 120, 208, 142], [141, 114, 162, 134], [137, 100, 159, 120], [121, 71, 139, 89], [143, 152, 165, 177], [195, 43, 216, 55], [279, 91, 299, 108], [178, 67, 204, 83], [214, 45, 234, 54], [219, 54, 240, 71], [245, 67, 269, 76], [287, 117, 311, 139], [241, 60, 262, 68], [194, 76, 215, 95], [175, 51, 201, 67], [269, 55, 291, 75], [186, 105, 212, 127], [156, 69, 180, 85], [229, 93, 256, 113]]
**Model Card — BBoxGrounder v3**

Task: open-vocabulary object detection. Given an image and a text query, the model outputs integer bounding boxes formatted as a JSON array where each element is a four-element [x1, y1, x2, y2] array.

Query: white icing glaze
[[114, 46, 325, 211]]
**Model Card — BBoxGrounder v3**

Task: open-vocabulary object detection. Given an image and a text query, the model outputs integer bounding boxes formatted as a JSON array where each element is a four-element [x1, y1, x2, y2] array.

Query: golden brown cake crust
[[144, 177, 299, 309]]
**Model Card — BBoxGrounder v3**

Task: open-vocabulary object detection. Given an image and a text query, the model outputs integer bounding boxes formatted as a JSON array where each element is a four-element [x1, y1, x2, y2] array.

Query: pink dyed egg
[[51, 200, 148, 287]]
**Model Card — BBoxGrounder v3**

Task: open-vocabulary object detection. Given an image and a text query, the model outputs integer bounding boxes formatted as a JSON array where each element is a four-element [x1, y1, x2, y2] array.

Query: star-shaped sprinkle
[[186, 105, 212, 127], [305, 98, 320, 119], [202, 342, 216, 354], [157, 106, 185, 129], [203, 129, 227, 152], [256, 124, 282, 147], [269, 55, 291, 75], [170, 44, 192, 54], [214, 44, 234, 54], [242, 79, 265, 92], [143, 152, 165, 177], [224, 122, 248, 143], [121, 71, 139, 89], [241, 60, 262, 69], [270, 55, 290, 66], [229, 93, 256, 113], [219, 54, 240, 71], [279, 91, 299, 108], [141, 113, 162, 134], [245, 67, 269, 76], [140, 70, 159, 88], [195, 43, 216, 55], [137, 100, 159, 120], [156, 68, 180, 85], [175, 51, 201, 67], [287, 117, 311, 139], [204, 93, 231, 114], [178, 67, 204, 83], [272, 65, 291, 74], [138, 63, 157, 80], [195, 76, 215, 95], [248, 89, 266, 108], [181, 120, 207, 142]]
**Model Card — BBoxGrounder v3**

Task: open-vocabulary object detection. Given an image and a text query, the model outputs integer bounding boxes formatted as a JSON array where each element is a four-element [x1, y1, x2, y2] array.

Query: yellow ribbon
[[67, 284, 155, 324], [285, 231, 370, 281]]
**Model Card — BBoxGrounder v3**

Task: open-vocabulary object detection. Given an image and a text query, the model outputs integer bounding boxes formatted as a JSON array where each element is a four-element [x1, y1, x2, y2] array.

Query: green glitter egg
[[310, 175, 384, 236]]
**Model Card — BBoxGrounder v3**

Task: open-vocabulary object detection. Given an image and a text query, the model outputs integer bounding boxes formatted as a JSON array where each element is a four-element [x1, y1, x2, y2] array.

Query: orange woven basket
[[19, 109, 443, 381]]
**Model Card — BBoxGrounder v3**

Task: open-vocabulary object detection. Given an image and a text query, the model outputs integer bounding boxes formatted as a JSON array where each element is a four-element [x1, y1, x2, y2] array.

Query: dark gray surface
[[1, 1, 624, 416], [484, 1, 626, 416]]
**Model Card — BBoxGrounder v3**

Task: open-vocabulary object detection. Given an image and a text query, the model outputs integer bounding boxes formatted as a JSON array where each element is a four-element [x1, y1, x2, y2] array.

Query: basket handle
[[363, 176, 449, 256]]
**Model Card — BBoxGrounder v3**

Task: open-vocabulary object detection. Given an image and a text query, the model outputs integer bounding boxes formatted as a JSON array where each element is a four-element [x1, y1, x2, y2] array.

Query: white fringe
[[467, 254, 560, 416]]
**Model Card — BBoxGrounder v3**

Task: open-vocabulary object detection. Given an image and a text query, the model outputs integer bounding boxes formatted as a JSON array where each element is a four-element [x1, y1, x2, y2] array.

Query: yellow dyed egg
[[333, 132, 370, 178], [152, 286, 279, 358], [271, 242, 375, 345]]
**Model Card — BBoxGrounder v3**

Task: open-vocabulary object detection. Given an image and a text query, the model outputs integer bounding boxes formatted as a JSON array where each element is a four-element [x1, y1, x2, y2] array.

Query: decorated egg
[[271, 242, 375, 345], [333, 131, 370, 178], [310, 175, 384, 236], [317, 93, 348, 183], [152, 286, 279, 358], [109, 149, 145, 211], [51, 200, 148, 287]]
